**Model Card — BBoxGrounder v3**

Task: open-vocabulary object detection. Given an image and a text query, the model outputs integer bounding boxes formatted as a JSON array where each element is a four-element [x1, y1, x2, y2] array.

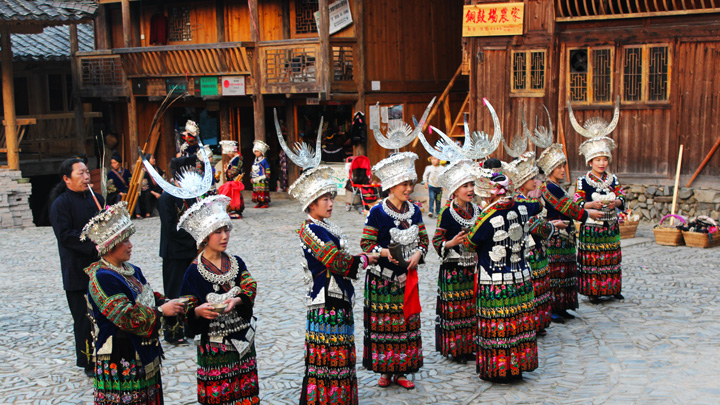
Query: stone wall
[[0, 170, 33, 229], [569, 183, 720, 223]]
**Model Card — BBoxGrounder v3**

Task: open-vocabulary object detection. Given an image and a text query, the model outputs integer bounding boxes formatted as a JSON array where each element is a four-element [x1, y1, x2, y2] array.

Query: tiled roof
[[0, 0, 97, 23], [11, 22, 93, 61]]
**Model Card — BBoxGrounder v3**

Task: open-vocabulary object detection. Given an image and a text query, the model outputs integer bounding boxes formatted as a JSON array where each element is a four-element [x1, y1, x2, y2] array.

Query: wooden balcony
[[114, 42, 253, 78], [76, 51, 129, 98], [259, 38, 358, 94], [556, 0, 720, 21]]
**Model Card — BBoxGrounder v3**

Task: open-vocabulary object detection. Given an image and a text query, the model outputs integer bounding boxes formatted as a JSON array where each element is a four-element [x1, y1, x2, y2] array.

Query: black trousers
[[162, 257, 194, 342], [65, 290, 93, 369]]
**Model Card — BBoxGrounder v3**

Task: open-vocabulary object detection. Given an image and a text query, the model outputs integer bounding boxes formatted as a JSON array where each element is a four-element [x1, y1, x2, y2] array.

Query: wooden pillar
[[121, 0, 132, 48], [216, 0, 225, 43], [353, 0, 365, 114], [317, 0, 330, 98], [1, 25, 19, 170], [249, 0, 265, 142], [127, 87, 138, 166], [95, 5, 109, 50], [220, 101, 231, 141], [70, 24, 86, 156]]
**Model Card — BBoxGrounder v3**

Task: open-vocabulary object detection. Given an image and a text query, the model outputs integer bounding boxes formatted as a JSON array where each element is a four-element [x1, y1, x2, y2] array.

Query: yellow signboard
[[462, 3, 524, 37]]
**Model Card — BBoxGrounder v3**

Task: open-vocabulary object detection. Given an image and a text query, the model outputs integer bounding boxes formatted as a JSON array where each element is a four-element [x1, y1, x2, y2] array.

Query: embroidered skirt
[[196, 340, 259, 405], [547, 233, 579, 312], [301, 307, 358, 405], [527, 244, 552, 332], [577, 223, 622, 296], [363, 269, 423, 374], [252, 178, 270, 204], [435, 262, 476, 358], [475, 277, 538, 381], [94, 353, 163, 405]]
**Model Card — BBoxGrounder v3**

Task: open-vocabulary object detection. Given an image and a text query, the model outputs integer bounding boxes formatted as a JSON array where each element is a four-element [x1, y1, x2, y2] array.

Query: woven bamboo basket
[[619, 221, 639, 239], [682, 231, 720, 248], [653, 215, 685, 246]]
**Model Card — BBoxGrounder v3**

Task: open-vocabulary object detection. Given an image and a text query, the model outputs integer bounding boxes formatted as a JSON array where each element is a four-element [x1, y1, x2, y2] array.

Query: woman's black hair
[[111, 153, 122, 163], [49, 158, 85, 204], [483, 158, 502, 169]]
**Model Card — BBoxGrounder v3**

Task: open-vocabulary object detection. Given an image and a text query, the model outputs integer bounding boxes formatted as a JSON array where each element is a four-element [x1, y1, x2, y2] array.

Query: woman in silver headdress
[[82, 202, 186, 404], [179, 195, 259, 404]]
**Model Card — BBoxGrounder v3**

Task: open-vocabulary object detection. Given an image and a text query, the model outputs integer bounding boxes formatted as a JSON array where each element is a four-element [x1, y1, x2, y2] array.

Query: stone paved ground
[[1, 198, 719, 404]]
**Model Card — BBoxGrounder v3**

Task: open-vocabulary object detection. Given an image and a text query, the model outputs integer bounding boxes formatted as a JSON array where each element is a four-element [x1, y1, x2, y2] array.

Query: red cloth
[[403, 267, 422, 320], [218, 181, 245, 210]]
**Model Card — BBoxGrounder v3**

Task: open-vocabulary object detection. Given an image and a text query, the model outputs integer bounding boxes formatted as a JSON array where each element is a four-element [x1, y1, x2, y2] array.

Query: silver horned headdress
[[80, 201, 136, 256], [178, 195, 233, 248], [435, 98, 502, 160], [502, 151, 539, 189], [372, 152, 419, 191], [569, 96, 620, 163], [372, 98, 435, 153], [416, 123, 466, 162], [531, 105, 554, 148], [537, 143, 567, 175], [502, 107, 529, 158], [141, 140, 213, 200], [438, 159, 481, 196], [274, 109, 337, 211]]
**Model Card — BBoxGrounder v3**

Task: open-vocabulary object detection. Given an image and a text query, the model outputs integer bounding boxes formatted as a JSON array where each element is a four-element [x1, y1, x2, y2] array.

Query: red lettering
[[465, 9, 476, 23], [488, 8, 498, 23], [499, 8, 509, 23], [477, 9, 486, 23], [511, 7, 521, 22]]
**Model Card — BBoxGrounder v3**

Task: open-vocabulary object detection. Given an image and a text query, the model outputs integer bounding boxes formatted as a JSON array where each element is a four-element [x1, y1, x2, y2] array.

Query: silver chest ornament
[[389, 224, 420, 261]]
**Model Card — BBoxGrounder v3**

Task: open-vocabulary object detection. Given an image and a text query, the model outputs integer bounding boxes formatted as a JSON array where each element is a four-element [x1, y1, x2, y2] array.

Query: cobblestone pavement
[[1, 198, 719, 404]]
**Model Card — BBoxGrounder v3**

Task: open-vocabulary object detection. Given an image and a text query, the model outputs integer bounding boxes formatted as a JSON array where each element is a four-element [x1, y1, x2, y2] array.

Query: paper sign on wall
[[314, 0, 353, 35], [221, 76, 246, 96]]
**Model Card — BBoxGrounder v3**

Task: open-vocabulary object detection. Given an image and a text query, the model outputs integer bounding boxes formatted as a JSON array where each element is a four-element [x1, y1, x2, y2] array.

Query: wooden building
[[78, 0, 465, 188], [464, 0, 720, 185]]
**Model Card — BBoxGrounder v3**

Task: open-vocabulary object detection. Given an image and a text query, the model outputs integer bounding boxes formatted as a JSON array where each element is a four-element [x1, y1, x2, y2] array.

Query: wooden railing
[[258, 38, 357, 94], [114, 42, 253, 78], [76, 51, 128, 98], [9, 112, 102, 161], [557, 0, 720, 20]]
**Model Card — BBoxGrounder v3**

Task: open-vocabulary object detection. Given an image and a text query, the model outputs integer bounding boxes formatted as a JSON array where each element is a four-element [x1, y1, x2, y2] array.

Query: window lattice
[[569, 49, 588, 102], [168, 7, 192, 42], [295, 0, 319, 35], [265, 47, 317, 84], [332, 46, 354, 81], [623, 48, 643, 102], [511, 50, 545, 94], [592, 49, 612, 102], [649, 46, 669, 101]]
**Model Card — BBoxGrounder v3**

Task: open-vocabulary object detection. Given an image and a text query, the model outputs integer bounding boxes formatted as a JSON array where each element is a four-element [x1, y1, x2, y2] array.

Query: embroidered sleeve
[[299, 225, 359, 278], [417, 223, 429, 258], [360, 207, 382, 254], [528, 216, 553, 240], [432, 206, 448, 256], [237, 262, 257, 304], [464, 209, 493, 251], [88, 269, 158, 338], [226, 158, 242, 180], [613, 175, 626, 208], [574, 177, 587, 206], [542, 183, 587, 222]]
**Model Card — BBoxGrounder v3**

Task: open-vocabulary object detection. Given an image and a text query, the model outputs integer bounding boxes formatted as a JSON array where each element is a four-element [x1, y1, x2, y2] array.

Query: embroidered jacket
[[225, 155, 243, 182], [574, 172, 626, 209], [251, 157, 270, 182], [85, 261, 165, 367], [433, 200, 478, 265], [516, 195, 554, 244], [464, 199, 541, 281], [298, 220, 362, 310], [541, 182, 588, 222], [361, 199, 429, 276]]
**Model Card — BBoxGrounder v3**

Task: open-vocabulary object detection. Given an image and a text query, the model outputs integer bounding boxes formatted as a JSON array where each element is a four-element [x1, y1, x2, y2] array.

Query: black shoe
[[560, 310, 576, 319], [589, 296, 602, 304], [453, 355, 467, 364], [537, 329, 547, 336], [84, 366, 94, 378], [613, 293, 624, 300], [551, 313, 565, 324]]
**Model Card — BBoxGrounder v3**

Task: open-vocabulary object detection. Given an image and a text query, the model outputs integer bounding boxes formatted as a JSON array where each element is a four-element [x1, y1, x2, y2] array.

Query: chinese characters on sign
[[462, 3, 524, 37], [314, 0, 353, 35]]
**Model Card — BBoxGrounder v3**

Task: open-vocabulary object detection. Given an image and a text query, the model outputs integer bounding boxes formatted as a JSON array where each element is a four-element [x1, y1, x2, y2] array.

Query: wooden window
[[295, 0, 319, 35], [168, 7, 192, 42], [511, 49, 546, 96], [622, 44, 671, 103], [568, 46, 614, 104], [48, 74, 67, 113]]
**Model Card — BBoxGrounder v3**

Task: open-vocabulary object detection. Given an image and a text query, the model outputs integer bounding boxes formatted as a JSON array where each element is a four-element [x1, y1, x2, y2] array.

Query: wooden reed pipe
[[670, 144, 683, 226]]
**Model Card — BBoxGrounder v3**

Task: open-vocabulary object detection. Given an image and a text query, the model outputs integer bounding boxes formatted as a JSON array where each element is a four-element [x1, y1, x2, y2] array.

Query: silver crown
[[141, 139, 213, 199], [184, 120, 199, 137], [372, 98, 435, 152], [252, 140, 269, 155], [474, 167, 498, 198], [178, 195, 233, 248], [438, 159, 481, 195], [579, 136, 616, 163], [537, 143, 567, 175], [568, 96, 620, 139], [502, 151, 539, 188], [417, 125, 465, 162], [372, 152, 419, 191], [274, 109, 322, 170], [220, 140, 238, 155], [531, 105, 554, 148], [435, 98, 502, 160], [80, 201, 136, 256], [288, 165, 338, 212], [502, 107, 529, 158]]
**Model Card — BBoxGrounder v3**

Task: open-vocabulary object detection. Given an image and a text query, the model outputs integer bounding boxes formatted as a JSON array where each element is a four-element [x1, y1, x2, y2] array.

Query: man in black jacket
[[158, 157, 197, 343], [49, 158, 104, 378]]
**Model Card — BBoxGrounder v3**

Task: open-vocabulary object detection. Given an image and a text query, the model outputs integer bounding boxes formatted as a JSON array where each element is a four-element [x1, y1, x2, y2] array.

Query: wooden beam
[[354, 0, 366, 123], [95, 4, 109, 50], [70, 24, 86, 156], [1, 26, 19, 170], [121, 0, 132, 48], [216, 0, 225, 43], [127, 87, 139, 167], [220, 101, 231, 141], [317, 0, 331, 98], [249, 0, 265, 142]]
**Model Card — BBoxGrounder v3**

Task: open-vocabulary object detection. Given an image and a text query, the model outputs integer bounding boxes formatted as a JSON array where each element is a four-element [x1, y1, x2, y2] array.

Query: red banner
[[462, 3, 524, 37]]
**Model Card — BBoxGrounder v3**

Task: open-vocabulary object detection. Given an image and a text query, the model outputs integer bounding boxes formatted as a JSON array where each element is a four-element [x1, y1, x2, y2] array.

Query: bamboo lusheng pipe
[[670, 144, 683, 226], [686, 135, 720, 188]]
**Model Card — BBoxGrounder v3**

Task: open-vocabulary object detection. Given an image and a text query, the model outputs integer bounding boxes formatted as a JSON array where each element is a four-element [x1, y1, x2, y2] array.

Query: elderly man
[[49, 158, 105, 378]]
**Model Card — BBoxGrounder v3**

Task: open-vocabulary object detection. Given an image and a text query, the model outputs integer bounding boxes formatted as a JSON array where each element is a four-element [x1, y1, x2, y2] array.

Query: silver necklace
[[197, 252, 239, 292], [382, 198, 415, 224], [101, 259, 135, 276], [450, 200, 480, 228], [308, 215, 348, 252], [585, 171, 613, 192]]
